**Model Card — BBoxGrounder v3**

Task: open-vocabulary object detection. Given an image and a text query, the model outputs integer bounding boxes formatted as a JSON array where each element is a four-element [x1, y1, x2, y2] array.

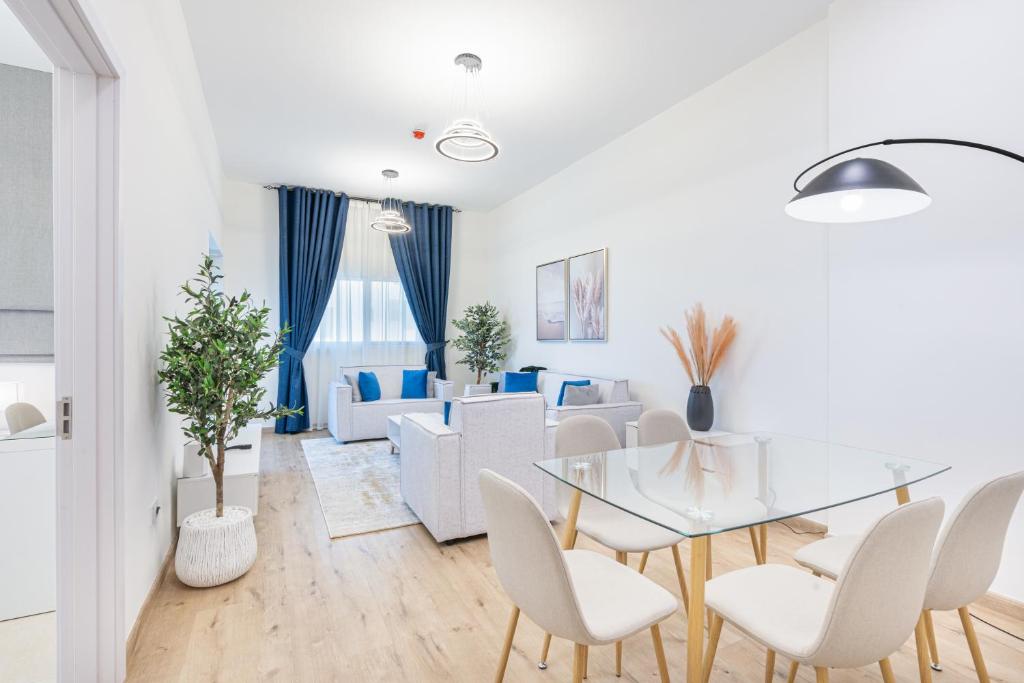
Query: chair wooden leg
[[615, 551, 627, 676], [493, 606, 520, 683], [748, 527, 764, 564], [671, 544, 690, 613], [764, 650, 776, 683], [814, 667, 828, 683], [573, 643, 585, 683], [785, 661, 799, 683], [913, 613, 934, 683], [879, 658, 896, 683], [651, 624, 671, 683], [922, 610, 941, 670], [638, 551, 650, 574], [583, 646, 588, 679], [958, 606, 991, 683], [702, 613, 723, 683]]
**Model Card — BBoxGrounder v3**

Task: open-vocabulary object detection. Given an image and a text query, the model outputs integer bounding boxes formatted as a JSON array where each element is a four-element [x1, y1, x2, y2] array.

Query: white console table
[[177, 424, 263, 526], [624, 420, 730, 448]]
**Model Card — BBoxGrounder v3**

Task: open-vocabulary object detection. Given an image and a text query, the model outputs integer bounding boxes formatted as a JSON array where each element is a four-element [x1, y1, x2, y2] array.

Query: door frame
[[4, 0, 124, 680]]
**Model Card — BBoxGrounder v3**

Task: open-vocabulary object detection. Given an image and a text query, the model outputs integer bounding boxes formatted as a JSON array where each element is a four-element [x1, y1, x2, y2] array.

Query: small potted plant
[[451, 302, 511, 396], [159, 256, 300, 587], [660, 303, 737, 431]]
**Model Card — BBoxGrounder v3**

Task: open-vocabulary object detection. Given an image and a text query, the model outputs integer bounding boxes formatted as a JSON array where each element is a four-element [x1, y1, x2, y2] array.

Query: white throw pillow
[[345, 374, 362, 402]]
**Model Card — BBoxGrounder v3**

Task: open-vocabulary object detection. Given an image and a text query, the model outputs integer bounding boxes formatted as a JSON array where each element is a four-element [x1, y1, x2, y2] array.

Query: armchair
[[399, 393, 557, 542]]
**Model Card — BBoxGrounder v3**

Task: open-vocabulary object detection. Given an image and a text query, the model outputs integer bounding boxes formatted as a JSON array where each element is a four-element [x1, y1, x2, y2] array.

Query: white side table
[[177, 424, 262, 526], [387, 414, 402, 453], [624, 420, 730, 448]]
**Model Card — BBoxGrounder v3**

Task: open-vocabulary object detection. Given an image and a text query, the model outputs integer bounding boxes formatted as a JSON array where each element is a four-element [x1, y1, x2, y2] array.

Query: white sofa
[[399, 393, 557, 542], [500, 370, 642, 446], [327, 364, 454, 443]]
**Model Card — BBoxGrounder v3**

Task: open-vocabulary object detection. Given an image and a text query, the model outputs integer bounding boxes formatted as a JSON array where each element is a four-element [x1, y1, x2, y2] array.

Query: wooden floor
[[127, 431, 1024, 682]]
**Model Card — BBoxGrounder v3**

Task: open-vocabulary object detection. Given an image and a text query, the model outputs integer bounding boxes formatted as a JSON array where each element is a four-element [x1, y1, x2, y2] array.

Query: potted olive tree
[[451, 302, 511, 396], [159, 256, 300, 587]]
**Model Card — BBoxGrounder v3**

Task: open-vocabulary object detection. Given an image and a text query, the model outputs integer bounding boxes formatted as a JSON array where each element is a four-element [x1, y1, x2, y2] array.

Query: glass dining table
[[534, 432, 950, 683]]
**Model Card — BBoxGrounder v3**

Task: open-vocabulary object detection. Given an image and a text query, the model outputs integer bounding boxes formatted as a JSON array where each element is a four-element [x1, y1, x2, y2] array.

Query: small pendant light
[[370, 169, 411, 234], [436, 53, 500, 163]]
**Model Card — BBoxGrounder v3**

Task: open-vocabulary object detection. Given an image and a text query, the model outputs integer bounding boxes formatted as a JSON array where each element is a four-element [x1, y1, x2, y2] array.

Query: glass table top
[[535, 432, 950, 538], [0, 422, 56, 440]]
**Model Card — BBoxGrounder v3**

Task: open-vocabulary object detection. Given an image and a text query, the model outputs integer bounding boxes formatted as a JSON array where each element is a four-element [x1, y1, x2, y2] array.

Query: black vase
[[687, 385, 714, 432]]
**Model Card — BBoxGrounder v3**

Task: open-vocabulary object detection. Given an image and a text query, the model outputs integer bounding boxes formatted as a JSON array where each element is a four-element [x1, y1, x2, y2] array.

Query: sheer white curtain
[[303, 200, 424, 428]]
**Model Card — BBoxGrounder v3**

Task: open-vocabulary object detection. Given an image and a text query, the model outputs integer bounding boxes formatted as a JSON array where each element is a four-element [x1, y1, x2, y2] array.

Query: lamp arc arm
[[793, 138, 1024, 193]]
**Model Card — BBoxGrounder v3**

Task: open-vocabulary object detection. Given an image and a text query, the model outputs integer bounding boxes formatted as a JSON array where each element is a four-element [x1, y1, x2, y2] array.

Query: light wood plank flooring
[[127, 431, 1024, 682]]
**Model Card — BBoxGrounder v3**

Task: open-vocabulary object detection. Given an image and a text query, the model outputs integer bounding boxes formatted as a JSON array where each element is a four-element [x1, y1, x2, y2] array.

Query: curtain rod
[[262, 184, 462, 213]]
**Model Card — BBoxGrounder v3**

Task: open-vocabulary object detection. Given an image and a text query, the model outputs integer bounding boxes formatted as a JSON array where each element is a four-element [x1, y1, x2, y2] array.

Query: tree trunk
[[214, 439, 226, 517], [476, 368, 483, 384]]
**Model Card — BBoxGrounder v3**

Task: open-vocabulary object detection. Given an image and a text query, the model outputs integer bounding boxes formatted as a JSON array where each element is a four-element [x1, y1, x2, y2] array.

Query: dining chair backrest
[[637, 409, 692, 447], [556, 415, 620, 457], [4, 402, 46, 435], [925, 470, 1024, 611], [478, 469, 590, 643], [811, 497, 944, 669]]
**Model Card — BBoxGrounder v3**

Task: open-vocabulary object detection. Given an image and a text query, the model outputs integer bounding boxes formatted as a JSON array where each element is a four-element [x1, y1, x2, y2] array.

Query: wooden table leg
[[687, 535, 708, 683], [539, 489, 583, 668], [759, 523, 768, 563], [894, 485, 933, 683], [748, 527, 764, 565]]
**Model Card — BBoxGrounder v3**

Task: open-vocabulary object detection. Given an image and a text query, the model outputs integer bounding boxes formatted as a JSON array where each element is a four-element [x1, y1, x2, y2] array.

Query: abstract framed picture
[[535, 259, 567, 341], [568, 248, 607, 341]]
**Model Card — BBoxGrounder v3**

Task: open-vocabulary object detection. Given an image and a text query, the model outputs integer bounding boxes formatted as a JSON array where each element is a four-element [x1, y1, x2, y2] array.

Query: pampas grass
[[660, 303, 737, 386]]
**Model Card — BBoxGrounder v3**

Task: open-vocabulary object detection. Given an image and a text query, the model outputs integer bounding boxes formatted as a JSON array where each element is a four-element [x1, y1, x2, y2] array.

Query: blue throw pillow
[[504, 371, 538, 393], [358, 371, 381, 402], [443, 400, 452, 425], [557, 379, 591, 406], [401, 369, 429, 399]]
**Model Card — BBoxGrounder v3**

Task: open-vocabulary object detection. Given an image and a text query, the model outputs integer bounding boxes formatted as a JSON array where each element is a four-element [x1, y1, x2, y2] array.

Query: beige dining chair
[[4, 402, 46, 435], [480, 469, 677, 683], [543, 414, 690, 676], [794, 471, 1024, 682], [702, 497, 944, 683], [636, 409, 766, 571]]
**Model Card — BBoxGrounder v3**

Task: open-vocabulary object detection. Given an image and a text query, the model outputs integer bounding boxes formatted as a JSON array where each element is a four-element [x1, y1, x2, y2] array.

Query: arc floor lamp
[[785, 138, 1024, 223]]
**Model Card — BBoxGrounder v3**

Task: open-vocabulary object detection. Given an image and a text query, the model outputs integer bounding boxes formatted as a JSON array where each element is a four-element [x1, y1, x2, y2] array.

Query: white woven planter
[[175, 506, 257, 588]]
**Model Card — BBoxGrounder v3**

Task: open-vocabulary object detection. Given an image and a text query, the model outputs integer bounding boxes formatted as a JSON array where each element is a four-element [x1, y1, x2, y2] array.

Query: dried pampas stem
[[661, 303, 737, 386]]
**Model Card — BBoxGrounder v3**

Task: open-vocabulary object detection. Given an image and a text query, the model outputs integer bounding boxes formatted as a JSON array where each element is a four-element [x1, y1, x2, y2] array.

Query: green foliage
[[451, 302, 511, 384], [158, 255, 300, 515]]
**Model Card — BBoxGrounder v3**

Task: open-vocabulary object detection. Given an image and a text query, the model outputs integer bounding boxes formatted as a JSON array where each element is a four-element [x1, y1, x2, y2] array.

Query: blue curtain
[[276, 187, 349, 433], [389, 203, 453, 379]]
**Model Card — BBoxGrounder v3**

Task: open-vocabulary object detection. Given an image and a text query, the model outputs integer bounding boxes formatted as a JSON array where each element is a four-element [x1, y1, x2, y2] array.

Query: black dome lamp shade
[[786, 138, 1024, 223]]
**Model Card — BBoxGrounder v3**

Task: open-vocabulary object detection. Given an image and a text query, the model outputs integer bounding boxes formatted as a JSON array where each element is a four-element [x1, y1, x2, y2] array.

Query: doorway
[[3, 0, 124, 680]]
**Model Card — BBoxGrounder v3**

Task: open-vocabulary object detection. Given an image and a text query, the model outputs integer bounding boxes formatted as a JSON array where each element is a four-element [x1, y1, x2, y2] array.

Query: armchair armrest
[[432, 378, 455, 402], [327, 380, 354, 443], [400, 413, 463, 542]]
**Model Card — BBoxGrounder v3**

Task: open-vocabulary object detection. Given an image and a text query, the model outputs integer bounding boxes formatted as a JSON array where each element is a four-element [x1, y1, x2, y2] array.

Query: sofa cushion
[[401, 369, 429, 399], [344, 374, 362, 402], [504, 371, 538, 393], [427, 371, 437, 398], [562, 384, 600, 406], [358, 371, 381, 402], [557, 379, 591, 406]]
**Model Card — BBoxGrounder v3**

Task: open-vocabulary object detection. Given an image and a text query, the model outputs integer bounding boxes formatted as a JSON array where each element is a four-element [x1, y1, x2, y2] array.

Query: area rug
[[300, 437, 419, 539]]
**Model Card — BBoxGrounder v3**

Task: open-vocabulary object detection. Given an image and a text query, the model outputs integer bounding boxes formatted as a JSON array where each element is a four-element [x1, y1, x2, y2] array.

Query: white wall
[[88, 0, 224, 633], [824, 0, 1024, 600], [483, 24, 830, 437]]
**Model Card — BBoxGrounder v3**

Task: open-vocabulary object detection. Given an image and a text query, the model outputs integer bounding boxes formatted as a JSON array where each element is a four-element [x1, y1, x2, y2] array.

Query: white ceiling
[[181, 0, 830, 210], [0, 2, 52, 72]]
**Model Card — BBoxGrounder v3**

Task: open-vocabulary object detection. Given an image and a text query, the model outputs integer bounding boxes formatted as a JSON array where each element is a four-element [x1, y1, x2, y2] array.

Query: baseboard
[[125, 537, 176, 660], [975, 591, 1024, 628]]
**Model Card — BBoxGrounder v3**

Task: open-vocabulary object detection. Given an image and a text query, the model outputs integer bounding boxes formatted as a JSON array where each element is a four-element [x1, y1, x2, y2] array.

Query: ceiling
[[181, 0, 830, 211], [0, 2, 51, 72]]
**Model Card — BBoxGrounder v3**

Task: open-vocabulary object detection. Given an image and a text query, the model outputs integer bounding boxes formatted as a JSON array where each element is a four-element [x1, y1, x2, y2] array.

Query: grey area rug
[[300, 437, 419, 539]]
